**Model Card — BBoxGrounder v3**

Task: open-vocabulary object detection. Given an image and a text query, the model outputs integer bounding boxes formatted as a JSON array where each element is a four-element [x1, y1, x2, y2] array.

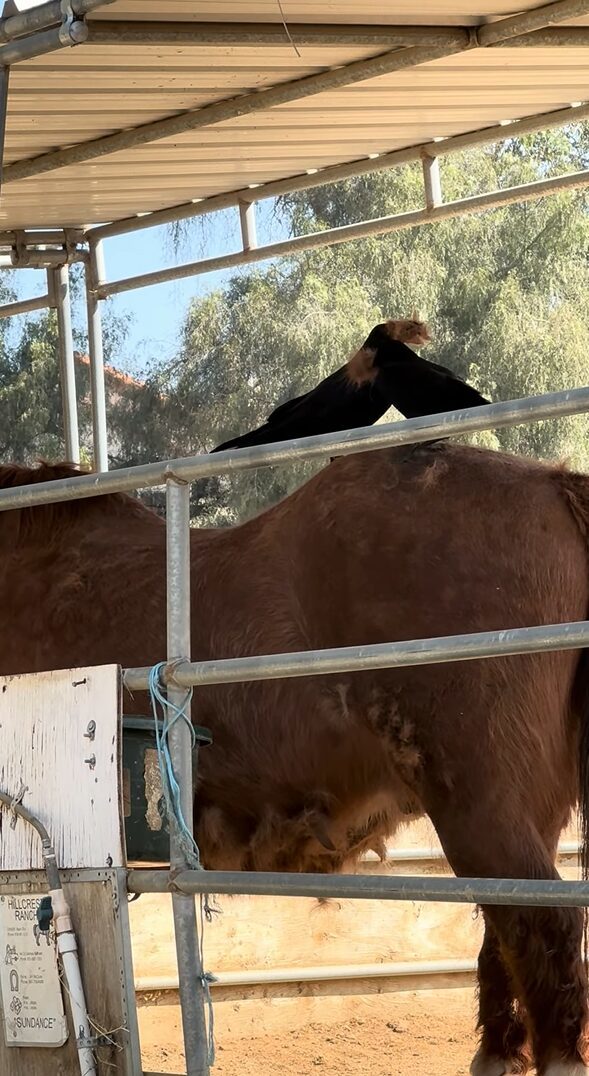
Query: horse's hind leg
[[429, 808, 588, 1076], [470, 919, 530, 1076]]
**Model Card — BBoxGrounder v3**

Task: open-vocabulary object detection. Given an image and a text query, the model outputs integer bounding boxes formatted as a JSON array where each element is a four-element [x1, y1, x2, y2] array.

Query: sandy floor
[[139, 987, 480, 1075]]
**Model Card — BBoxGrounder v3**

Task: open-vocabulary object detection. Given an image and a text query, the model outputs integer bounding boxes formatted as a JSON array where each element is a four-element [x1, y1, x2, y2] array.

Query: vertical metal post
[[422, 152, 442, 210], [166, 477, 210, 1076], [85, 239, 109, 471], [238, 199, 257, 251], [51, 264, 80, 464]]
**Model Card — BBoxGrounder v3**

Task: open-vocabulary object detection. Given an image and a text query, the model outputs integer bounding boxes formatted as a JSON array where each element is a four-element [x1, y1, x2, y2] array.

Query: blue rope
[[148, 662, 200, 869], [148, 662, 217, 1066]]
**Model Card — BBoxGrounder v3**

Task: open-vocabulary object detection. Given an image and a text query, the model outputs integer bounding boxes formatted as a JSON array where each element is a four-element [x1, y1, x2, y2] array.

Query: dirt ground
[[139, 987, 480, 1075]]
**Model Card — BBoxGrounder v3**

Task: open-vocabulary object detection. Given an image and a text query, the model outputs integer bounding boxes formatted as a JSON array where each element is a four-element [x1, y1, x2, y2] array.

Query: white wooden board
[[0, 893, 67, 1048], [0, 666, 123, 870]]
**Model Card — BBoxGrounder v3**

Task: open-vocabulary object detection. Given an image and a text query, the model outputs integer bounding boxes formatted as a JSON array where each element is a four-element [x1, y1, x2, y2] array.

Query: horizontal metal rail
[[88, 99, 589, 243], [87, 22, 469, 48], [1, 249, 83, 268], [123, 621, 589, 692], [97, 169, 589, 297], [134, 958, 477, 995], [0, 292, 52, 318], [0, 386, 588, 510], [126, 870, 589, 906], [86, 21, 589, 49]]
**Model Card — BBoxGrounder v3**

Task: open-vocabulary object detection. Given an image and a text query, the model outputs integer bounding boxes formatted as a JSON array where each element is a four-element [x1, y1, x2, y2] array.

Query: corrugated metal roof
[[87, 0, 587, 26], [1, 0, 588, 230]]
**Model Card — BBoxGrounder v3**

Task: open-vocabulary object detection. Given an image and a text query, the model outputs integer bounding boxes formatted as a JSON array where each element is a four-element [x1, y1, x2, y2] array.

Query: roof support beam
[[85, 20, 589, 49], [84, 22, 471, 48], [8, 0, 589, 186], [88, 98, 589, 243], [97, 167, 589, 299], [477, 0, 589, 44]]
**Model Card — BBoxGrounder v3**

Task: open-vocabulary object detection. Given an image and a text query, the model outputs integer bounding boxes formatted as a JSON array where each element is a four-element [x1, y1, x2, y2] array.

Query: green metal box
[[122, 715, 211, 863]]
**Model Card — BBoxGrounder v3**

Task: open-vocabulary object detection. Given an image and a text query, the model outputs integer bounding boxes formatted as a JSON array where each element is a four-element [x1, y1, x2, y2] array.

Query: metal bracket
[[59, 1, 86, 47], [8, 782, 28, 830]]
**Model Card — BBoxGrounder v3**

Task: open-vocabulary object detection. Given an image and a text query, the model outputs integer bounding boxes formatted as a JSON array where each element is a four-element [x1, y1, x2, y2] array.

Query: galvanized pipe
[[53, 265, 80, 465], [86, 21, 469, 48], [9, 249, 75, 267], [85, 21, 589, 49], [2, 39, 471, 183], [0, 292, 52, 318], [0, 230, 84, 247], [87, 100, 589, 243], [126, 870, 589, 906], [166, 479, 210, 1076], [134, 958, 477, 995], [85, 240, 108, 473], [123, 620, 589, 693], [0, 21, 87, 66], [496, 26, 589, 45], [422, 154, 442, 210], [239, 201, 257, 252], [97, 169, 589, 298], [0, 385, 588, 511], [0, 0, 114, 42], [478, 0, 589, 45]]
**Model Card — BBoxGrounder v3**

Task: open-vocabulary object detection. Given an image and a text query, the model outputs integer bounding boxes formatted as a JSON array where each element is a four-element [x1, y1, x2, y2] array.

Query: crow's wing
[[380, 357, 489, 419], [266, 365, 349, 425], [212, 368, 358, 451]]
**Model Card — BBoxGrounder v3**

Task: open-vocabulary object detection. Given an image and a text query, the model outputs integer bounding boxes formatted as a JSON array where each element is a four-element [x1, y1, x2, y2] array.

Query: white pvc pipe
[[363, 840, 580, 863], [49, 886, 96, 1076], [135, 957, 476, 995]]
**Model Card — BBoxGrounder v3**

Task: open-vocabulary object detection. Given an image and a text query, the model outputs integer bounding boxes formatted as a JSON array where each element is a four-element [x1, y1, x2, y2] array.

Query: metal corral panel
[[2, 0, 589, 229]]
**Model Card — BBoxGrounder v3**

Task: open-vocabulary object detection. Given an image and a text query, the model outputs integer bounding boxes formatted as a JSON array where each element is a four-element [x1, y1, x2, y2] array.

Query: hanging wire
[[276, 0, 301, 58]]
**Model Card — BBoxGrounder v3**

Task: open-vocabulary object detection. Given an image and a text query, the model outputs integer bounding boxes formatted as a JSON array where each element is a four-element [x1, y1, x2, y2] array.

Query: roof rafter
[[85, 20, 589, 49]]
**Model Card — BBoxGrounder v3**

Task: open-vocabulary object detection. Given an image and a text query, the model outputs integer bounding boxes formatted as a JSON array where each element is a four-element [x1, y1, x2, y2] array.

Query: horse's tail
[[572, 646, 589, 966], [557, 471, 589, 901], [574, 650, 589, 898]]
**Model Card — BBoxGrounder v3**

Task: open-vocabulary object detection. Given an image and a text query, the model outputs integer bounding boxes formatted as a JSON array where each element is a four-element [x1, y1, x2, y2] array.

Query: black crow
[[211, 319, 489, 452]]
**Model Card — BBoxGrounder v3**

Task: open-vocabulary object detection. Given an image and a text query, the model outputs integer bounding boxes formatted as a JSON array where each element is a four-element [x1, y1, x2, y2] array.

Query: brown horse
[[1, 442, 589, 1076]]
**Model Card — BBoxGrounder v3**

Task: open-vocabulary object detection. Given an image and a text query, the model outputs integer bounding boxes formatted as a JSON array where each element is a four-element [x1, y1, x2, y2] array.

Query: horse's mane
[[0, 461, 88, 489], [0, 460, 158, 536]]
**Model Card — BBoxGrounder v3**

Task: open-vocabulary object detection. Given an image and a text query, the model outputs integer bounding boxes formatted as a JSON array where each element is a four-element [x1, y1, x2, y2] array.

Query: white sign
[[0, 894, 68, 1047]]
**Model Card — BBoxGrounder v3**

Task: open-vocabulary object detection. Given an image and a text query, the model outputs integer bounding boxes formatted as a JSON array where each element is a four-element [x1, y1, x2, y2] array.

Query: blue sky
[[10, 200, 289, 374]]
